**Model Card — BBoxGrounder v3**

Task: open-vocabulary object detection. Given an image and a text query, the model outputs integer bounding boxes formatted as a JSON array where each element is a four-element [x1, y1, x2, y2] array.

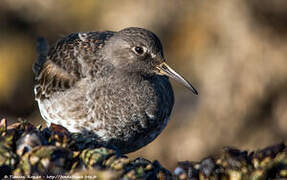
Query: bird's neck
[[112, 70, 145, 82]]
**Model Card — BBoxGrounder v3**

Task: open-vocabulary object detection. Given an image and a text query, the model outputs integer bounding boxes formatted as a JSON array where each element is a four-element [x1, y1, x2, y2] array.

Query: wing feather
[[34, 31, 115, 100]]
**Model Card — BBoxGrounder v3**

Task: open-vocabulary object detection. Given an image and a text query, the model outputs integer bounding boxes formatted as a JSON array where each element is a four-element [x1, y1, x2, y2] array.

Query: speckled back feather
[[34, 31, 115, 100]]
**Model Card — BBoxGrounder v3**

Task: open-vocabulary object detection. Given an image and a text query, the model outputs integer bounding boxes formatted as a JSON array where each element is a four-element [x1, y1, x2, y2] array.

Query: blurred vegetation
[[1, 0, 287, 170]]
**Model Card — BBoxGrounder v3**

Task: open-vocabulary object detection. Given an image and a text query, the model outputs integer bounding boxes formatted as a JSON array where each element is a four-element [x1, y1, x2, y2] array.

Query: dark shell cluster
[[0, 118, 287, 180], [0, 118, 171, 179], [174, 144, 287, 179]]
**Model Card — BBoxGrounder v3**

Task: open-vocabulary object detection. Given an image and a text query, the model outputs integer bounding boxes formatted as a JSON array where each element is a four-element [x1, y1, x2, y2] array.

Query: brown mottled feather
[[34, 60, 77, 99], [34, 32, 115, 99]]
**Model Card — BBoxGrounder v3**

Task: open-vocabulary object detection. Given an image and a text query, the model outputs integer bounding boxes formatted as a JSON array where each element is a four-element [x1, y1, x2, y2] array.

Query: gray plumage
[[34, 27, 197, 153]]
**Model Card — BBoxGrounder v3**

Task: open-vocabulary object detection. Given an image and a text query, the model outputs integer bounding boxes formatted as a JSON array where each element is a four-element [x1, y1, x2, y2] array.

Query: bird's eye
[[132, 46, 146, 55]]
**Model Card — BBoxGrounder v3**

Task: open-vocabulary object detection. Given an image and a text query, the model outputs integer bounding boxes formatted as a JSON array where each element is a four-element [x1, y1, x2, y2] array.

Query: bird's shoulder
[[46, 31, 115, 77], [34, 31, 115, 100]]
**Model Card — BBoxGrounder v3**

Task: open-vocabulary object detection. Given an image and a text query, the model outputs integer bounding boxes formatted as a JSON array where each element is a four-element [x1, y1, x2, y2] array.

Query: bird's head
[[104, 27, 198, 95]]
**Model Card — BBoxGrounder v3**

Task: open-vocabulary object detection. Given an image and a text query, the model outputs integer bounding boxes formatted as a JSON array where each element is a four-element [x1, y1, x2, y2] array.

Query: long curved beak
[[156, 62, 198, 95]]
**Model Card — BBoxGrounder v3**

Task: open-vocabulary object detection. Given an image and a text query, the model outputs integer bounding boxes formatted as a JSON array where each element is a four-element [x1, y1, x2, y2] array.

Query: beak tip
[[192, 88, 199, 95]]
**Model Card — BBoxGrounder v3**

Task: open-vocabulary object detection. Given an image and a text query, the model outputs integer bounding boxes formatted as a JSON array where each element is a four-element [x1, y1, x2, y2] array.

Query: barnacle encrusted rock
[[0, 118, 172, 179], [174, 143, 287, 179], [1, 118, 287, 180], [13, 146, 74, 176]]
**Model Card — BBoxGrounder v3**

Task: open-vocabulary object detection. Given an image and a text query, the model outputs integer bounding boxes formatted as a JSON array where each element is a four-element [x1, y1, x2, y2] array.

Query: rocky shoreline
[[0, 118, 286, 179]]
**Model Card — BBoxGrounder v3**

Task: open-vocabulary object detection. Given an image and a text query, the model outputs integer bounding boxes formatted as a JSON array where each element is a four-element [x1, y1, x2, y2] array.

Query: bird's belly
[[89, 86, 160, 136], [114, 115, 170, 154], [86, 78, 174, 153], [36, 76, 174, 153], [36, 87, 89, 132], [91, 104, 170, 154]]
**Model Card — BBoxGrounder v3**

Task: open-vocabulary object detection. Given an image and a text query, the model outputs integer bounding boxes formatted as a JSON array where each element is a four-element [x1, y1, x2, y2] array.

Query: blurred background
[[1, 0, 287, 170]]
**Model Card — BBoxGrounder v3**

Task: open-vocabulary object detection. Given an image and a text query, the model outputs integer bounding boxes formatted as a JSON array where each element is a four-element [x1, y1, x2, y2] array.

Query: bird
[[33, 27, 198, 154]]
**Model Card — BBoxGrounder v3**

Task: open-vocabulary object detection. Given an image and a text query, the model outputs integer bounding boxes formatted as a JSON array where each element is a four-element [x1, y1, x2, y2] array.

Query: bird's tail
[[33, 37, 49, 75]]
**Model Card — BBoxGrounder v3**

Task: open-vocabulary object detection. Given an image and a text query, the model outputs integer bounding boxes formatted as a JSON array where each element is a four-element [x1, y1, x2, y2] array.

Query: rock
[[174, 143, 287, 179], [1, 118, 287, 179]]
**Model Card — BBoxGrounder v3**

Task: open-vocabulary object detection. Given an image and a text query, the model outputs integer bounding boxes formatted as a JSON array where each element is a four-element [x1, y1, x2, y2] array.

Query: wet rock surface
[[174, 144, 287, 179], [0, 118, 287, 179]]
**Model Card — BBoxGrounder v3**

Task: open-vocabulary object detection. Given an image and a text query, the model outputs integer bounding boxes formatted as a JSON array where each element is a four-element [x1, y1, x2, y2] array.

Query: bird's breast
[[87, 74, 174, 140]]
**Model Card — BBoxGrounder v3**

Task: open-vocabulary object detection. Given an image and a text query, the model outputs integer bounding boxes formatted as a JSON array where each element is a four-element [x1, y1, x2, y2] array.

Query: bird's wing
[[34, 31, 115, 100]]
